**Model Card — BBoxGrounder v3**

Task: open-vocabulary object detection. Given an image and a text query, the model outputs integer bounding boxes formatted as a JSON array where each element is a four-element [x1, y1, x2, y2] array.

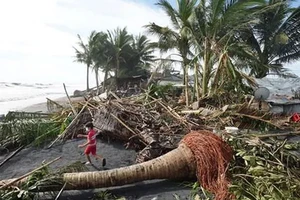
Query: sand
[[0, 96, 195, 200]]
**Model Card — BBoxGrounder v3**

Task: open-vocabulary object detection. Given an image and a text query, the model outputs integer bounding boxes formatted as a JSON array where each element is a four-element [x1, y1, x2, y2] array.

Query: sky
[[0, 0, 299, 86]]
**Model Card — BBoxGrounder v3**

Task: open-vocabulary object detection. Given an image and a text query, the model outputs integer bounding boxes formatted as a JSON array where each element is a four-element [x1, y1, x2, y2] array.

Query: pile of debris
[[50, 92, 298, 163], [2, 91, 300, 199]]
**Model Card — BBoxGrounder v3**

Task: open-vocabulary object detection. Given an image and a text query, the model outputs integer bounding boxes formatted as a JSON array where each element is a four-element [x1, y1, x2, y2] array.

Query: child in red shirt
[[78, 122, 106, 166]]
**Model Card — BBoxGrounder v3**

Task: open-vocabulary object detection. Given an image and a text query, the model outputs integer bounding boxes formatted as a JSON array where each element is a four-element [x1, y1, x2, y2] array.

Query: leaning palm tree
[[145, 0, 197, 106], [239, 0, 300, 78], [73, 31, 99, 92]]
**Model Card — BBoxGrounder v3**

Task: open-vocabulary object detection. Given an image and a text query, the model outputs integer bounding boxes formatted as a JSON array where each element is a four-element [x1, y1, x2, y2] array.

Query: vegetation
[[74, 0, 300, 104], [0, 118, 61, 153], [144, 0, 300, 102], [171, 132, 300, 200], [227, 133, 300, 200], [74, 28, 154, 93], [239, 0, 300, 78]]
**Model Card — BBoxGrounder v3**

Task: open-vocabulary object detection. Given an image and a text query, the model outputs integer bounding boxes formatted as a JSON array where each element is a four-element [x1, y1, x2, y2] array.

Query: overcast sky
[[0, 0, 299, 85]]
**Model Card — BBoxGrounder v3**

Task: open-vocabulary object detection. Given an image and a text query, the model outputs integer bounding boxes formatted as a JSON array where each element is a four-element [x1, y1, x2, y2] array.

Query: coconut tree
[[238, 0, 300, 78], [106, 27, 133, 86], [191, 0, 265, 96], [74, 31, 99, 92], [99, 56, 113, 91], [146, 0, 197, 106], [91, 31, 111, 94], [132, 34, 155, 69], [119, 34, 155, 78]]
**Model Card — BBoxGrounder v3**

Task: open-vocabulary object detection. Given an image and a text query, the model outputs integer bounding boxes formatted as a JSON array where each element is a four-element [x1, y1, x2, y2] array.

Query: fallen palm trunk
[[0, 131, 233, 200]]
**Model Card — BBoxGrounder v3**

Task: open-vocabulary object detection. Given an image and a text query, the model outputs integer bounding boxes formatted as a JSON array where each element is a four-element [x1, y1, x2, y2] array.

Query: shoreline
[[0, 81, 87, 115], [3, 95, 86, 115]]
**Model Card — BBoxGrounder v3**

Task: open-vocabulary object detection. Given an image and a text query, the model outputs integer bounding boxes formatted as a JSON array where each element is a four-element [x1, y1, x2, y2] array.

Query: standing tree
[[119, 34, 155, 77], [239, 0, 300, 78], [91, 31, 110, 94], [107, 27, 133, 86], [191, 0, 264, 96], [74, 31, 99, 92], [146, 0, 197, 106]]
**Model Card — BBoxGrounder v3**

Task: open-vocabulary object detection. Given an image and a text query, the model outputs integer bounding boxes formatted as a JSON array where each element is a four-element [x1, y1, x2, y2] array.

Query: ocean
[[0, 82, 86, 115]]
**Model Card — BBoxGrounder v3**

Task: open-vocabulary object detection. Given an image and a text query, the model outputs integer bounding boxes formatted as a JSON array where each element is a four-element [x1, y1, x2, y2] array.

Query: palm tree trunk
[[63, 143, 195, 190], [86, 64, 90, 92], [95, 69, 100, 95], [182, 58, 189, 107], [194, 63, 200, 101], [1, 143, 195, 191], [211, 53, 226, 94], [184, 65, 189, 107], [115, 53, 120, 89], [103, 69, 109, 91], [202, 38, 209, 97]]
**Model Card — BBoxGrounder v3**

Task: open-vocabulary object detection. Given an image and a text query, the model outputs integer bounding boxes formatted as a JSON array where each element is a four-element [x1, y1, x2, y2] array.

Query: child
[[78, 122, 106, 166]]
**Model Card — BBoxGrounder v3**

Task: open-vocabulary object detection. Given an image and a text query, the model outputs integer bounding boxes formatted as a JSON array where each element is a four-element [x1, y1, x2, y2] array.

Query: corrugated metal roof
[[255, 77, 300, 105]]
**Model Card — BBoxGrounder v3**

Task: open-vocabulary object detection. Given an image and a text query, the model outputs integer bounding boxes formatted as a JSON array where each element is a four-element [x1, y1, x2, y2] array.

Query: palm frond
[[156, 0, 180, 29]]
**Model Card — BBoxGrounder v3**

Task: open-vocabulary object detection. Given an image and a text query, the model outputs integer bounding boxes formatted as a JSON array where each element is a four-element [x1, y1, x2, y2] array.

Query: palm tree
[[107, 27, 133, 86], [74, 31, 99, 92], [132, 34, 155, 69], [91, 31, 110, 94], [191, 0, 264, 96], [119, 34, 155, 77], [146, 0, 197, 106], [238, 0, 300, 78]]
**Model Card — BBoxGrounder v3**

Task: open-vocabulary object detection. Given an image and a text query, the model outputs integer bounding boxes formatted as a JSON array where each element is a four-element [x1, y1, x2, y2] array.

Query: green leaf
[[243, 155, 256, 166], [248, 166, 265, 176]]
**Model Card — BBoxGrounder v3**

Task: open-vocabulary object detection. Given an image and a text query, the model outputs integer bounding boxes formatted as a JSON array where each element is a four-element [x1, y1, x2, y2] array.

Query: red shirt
[[87, 129, 96, 146]]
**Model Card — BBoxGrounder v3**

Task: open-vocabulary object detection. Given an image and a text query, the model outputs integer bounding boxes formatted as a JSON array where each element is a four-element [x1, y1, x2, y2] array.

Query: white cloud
[[0, 0, 170, 85], [0, 0, 299, 86], [285, 62, 300, 77]]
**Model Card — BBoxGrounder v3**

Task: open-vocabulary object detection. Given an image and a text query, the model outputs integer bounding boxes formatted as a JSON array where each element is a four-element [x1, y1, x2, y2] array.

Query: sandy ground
[[0, 138, 193, 200]]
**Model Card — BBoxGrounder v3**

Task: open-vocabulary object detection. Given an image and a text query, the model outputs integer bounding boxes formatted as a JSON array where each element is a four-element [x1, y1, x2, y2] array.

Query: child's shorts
[[84, 145, 96, 155]]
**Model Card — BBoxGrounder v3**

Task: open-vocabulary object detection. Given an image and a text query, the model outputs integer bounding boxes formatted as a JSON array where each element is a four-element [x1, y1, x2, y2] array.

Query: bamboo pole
[[0, 146, 24, 167], [231, 113, 282, 129], [251, 131, 300, 139], [110, 113, 147, 146], [63, 83, 77, 115], [55, 182, 67, 200]]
